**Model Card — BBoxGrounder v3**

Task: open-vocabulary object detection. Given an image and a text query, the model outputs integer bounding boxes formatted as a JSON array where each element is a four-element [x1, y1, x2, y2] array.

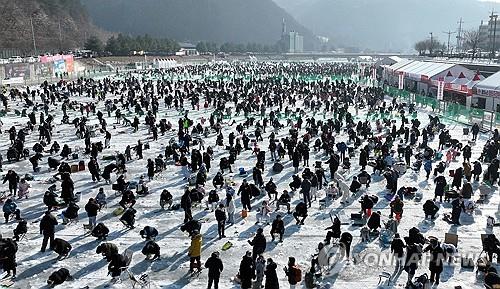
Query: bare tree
[[414, 40, 427, 55], [462, 29, 481, 59], [414, 38, 446, 56]]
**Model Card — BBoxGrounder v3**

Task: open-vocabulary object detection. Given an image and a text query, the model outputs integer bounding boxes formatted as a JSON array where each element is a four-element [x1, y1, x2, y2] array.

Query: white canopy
[[386, 59, 414, 72], [475, 71, 500, 97]]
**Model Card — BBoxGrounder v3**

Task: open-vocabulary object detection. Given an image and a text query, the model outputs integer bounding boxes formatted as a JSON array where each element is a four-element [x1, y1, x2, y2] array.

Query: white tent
[[475, 71, 500, 97], [386, 59, 414, 73]]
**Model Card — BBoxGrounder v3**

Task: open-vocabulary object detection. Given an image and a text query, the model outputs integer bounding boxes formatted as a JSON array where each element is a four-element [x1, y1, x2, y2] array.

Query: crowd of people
[[0, 61, 498, 289]]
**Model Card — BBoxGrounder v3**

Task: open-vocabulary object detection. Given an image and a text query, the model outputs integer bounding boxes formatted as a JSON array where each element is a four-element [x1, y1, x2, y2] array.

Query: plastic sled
[[113, 207, 125, 216], [222, 241, 233, 251]]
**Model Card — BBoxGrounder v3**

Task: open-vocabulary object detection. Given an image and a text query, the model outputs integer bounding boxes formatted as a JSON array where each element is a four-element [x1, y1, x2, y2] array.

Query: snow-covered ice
[[0, 67, 497, 289]]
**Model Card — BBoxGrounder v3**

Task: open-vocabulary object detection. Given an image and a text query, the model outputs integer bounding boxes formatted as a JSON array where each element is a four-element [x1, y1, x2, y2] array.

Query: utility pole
[[30, 13, 37, 56], [443, 30, 456, 56], [429, 32, 434, 56], [490, 11, 498, 60], [457, 17, 464, 53]]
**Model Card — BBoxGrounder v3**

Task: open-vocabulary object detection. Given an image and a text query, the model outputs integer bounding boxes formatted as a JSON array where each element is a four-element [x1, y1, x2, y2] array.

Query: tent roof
[[389, 56, 404, 63], [409, 62, 455, 79], [397, 61, 428, 74], [396, 61, 468, 81], [387, 59, 414, 71], [475, 70, 500, 91]]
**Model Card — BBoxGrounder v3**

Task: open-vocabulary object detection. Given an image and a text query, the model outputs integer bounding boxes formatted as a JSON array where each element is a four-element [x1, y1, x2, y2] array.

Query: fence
[[384, 86, 500, 130]]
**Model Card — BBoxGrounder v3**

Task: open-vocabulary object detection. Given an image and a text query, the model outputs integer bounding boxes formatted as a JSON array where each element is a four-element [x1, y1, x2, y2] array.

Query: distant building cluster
[[477, 14, 500, 53], [281, 19, 304, 53]]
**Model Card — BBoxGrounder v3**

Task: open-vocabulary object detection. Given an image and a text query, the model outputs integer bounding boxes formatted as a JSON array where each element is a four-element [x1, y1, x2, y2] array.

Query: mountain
[[0, 0, 103, 54], [81, 0, 317, 50], [273, 0, 500, 52]]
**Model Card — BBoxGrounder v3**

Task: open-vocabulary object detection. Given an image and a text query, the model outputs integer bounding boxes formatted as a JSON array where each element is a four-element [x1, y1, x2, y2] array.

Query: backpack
[[292, 265, 302, 283]]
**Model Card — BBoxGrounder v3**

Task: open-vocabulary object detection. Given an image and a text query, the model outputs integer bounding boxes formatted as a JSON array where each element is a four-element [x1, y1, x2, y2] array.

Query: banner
[[41, 54, 74, 73], [34, 63, 52, 77], [65, 57, 74, 73], [398, 72, 404, 89], [4, 64, 30, 79], [53, 59, 66, 74], [437, 77, 444, 100]]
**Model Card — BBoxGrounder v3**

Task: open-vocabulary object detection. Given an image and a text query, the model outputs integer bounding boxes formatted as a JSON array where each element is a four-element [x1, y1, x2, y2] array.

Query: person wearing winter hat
[[205, 251, 223, 289]]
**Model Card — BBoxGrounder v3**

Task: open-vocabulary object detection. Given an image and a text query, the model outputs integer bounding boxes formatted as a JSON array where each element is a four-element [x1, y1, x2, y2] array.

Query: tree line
[[196, 41, 283, 54], [84, 34, 180, 56], [85, 35, 288, 56]]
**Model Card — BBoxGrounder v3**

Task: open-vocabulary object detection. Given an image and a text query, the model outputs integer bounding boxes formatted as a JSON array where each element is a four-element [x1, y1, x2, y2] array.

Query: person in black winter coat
[[253, 167, 264, 188], [212, 172, 224, 189], [292, 150, 301, 173], [367, 211, 381, 232], [238, 180, 252, 211], [276, 190, 291, 213], [450, 197, 463, 225], [181, 188, 193, 223], [147, 159, 155, 180], [483, 234, 500, 262], [205, 251, 224, 289], [142, 240, 160, 260], [339, 232, 353, 259], [433, 175, 447, 202], [0, 237, 17, 278], [325, 216, 341, 245], [451, 167, 464, 190], [423, 239, 445, 284], [270, 214, 285, 242], [360, 195, 375, 216], [52, 238, 72, 260], [108, 252, 128, 278], [92, 223, 110, 240], [264, 258, 279, 289], [289, 175, 302, 192], [472, 123, 480, 141], [3, 170, 19, 195], [326, 154, 339, 180], [349, 176, 361, 193], [404, 243, 423, 287], [293, 202, 308, 225], [88, 158, 101, 182], [40, 211, 58, 252], [248, 228, 266, 261], [60, 173, 74, 204], [140, 226, 158, 240], [265, 178, 278, 201], [96, 242, 118, 262], [472, 161, 482, 182], [485, 266, 500, 288], [120, 208, 136, 229], [214, 204, 226, 239], [391, 233, 406, 269], [101, 163, 117, 183], [47, 268, 72, 287], [301, 178, 312, 207], [85, 198, 100, 229], [462, 144, 472, 162], [239, 251, 255, 289], [423, 200, 439, 219], [359, 148, 368, 170], [119, 190, 136, 209], [160, 190, 173, 210], [13, 219, 27, 241], [62, 202, 79, 224]]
